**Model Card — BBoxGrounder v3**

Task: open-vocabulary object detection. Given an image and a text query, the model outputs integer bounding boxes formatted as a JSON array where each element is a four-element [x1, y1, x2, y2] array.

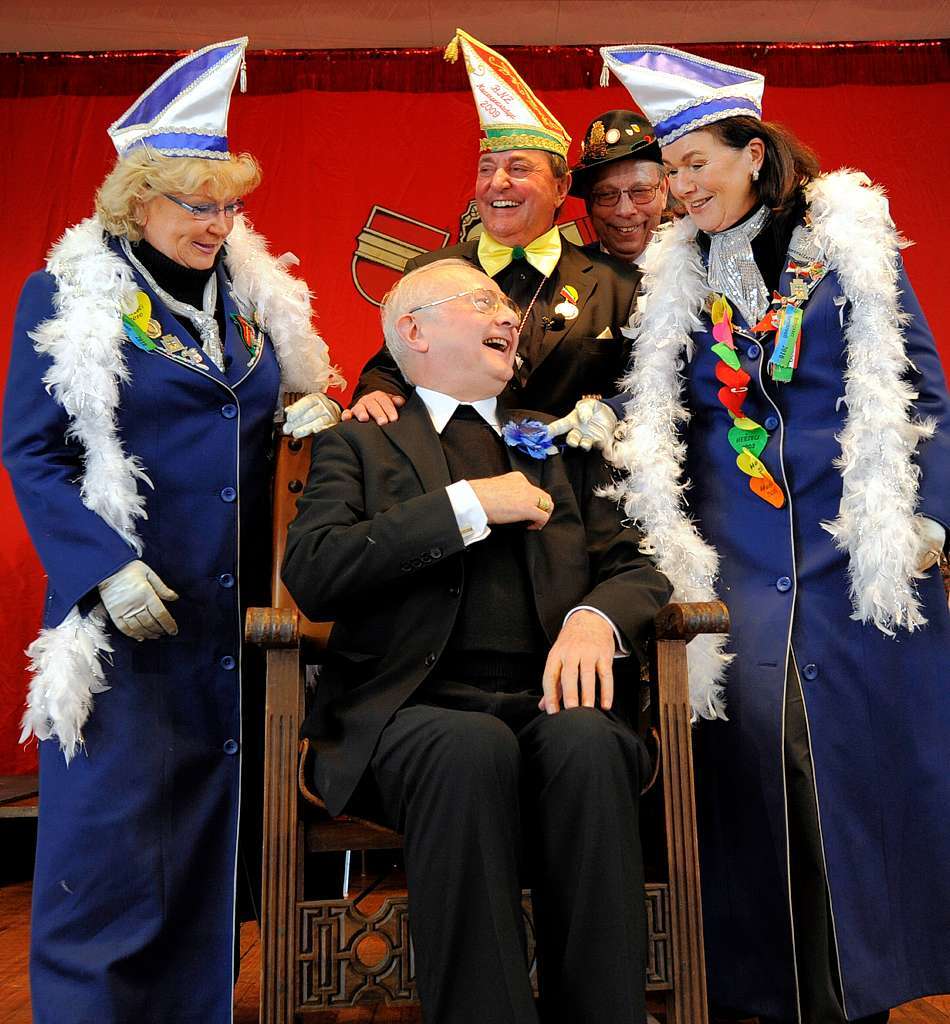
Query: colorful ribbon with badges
[[710, 295, 785, 509], [121, 290, 208, 367], [751, 257, 828, 383], [122, 291, 159, 351]]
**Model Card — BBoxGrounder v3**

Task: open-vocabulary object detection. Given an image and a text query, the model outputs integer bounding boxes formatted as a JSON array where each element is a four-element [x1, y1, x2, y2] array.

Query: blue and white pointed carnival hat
[[599, 45, 764, 148], [108, 37, 248, 160]]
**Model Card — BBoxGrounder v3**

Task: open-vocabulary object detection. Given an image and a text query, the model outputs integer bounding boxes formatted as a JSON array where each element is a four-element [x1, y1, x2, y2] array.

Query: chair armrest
[[654, 600, 729, 641], [246, 606, 299, 647], [245, 606, 332, 652]]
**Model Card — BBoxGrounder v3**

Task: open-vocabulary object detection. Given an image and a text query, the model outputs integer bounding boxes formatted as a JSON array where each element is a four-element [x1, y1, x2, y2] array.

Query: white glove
[[914, 516, 946, 573], [98, 560, 179, 641], [547, 398, 619, 453], [282, 393, 341, 439]]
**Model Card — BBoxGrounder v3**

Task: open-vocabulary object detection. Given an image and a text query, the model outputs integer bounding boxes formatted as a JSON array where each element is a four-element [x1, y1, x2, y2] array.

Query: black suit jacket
[[355, 235, 641, 417], [282, 391, 671, 815]]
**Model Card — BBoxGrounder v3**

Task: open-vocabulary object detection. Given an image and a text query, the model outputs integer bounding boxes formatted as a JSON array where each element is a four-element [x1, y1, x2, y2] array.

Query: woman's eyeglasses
[[163, 194, 246, 220]]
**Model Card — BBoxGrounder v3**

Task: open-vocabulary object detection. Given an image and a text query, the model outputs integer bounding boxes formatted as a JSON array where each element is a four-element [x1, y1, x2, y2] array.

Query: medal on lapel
[[230, 311, 261, 364], [553, 284, 580, 321], [158, 331, 207, 369], [159, 334, 185, 355]]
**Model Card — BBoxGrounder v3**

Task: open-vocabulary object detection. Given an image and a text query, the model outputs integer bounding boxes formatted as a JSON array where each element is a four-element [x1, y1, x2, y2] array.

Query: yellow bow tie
[[477, 226, 562, 279]]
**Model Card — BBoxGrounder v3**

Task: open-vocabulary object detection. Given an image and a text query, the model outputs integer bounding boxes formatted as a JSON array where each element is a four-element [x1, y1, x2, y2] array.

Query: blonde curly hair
[[95, 149, 262, 240]]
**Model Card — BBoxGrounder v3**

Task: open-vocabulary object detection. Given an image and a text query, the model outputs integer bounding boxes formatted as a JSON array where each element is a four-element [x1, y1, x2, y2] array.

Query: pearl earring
[[752, 168, 760, 182]]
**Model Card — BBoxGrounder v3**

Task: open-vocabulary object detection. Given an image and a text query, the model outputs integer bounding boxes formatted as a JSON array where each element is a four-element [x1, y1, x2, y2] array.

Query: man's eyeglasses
[[409, 287, 522, 320], [589, 185, 660, 208], [163, 194, 246, 220]]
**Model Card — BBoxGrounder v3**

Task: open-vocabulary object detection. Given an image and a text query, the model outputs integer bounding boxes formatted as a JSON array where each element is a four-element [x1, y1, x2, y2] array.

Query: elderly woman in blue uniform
[[554, 46, 950, 1024], [2, 38, 342, 1023]]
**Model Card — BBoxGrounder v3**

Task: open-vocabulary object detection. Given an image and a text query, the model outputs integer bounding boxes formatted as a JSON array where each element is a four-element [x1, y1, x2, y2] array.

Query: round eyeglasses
[[589, 185, 660, 208], [409, 287, 522, 320], [163, 194, 246, 220]]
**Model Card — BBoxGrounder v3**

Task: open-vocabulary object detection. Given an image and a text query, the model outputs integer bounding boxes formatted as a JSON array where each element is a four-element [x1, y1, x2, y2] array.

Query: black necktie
[[439, 405, 508, 481]]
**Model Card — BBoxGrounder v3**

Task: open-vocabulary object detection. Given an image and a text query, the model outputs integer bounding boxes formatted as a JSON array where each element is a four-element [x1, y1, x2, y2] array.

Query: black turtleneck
[[131, 239, 226, 345], [697, 189, 807, 297]]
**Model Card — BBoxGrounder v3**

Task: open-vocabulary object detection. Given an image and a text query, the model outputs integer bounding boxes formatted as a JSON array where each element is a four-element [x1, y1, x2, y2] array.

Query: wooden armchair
[[247, 421, 729, 1024]]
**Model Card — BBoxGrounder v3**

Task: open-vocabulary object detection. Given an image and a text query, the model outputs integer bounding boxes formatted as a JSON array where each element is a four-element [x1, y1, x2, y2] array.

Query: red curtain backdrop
[[0, 42, 947, 773]]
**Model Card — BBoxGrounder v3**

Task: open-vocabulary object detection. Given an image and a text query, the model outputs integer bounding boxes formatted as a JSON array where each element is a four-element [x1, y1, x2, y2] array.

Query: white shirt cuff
[[564, 605, 630, 658], [446, 480, 490, 546]]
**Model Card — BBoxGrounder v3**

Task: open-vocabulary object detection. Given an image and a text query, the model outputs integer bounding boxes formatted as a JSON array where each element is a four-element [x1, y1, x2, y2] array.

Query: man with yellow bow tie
[[348, 29, 638, 422]]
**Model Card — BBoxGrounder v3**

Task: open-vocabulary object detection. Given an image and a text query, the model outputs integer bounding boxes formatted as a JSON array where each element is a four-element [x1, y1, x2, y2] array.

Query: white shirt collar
[[598, 240, 649, 267], [415, 386, 501, 435]]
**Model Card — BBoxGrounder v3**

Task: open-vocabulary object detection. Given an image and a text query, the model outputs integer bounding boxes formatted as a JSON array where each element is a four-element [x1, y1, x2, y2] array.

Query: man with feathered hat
[[570, 108, 669, 267], [348, 29, 639, 424]]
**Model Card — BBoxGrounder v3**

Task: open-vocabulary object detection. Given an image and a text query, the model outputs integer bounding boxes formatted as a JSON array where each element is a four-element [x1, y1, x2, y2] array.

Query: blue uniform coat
[[684, 257, 950, 1020], [3, 243, 281, 1024]]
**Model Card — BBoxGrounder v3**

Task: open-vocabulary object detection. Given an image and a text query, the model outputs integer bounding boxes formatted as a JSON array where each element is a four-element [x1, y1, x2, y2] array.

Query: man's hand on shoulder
[[468, 471, 554, 531], [342, 390, 405, 424], [541, 610, 615, 714]]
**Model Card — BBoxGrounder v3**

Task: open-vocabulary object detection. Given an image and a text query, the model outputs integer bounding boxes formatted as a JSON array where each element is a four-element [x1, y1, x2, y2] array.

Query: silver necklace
[[121, 237, 225, 371], [706, 204, 771, 328]]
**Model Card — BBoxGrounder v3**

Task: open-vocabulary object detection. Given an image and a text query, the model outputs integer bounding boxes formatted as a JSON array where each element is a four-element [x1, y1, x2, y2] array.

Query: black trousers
[[774, 663, 889, 1024], [366, 679, 651, 1024]]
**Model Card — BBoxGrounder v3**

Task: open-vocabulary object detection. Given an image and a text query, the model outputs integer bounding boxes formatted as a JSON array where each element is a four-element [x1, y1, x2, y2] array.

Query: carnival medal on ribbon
[[770, 304, 803, 382], [751, 251, 830, 384], [753, 293, 803, 384]]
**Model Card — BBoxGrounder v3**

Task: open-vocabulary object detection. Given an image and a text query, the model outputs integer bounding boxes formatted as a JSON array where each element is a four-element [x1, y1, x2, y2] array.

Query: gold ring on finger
[[537, 496, 553, 513]]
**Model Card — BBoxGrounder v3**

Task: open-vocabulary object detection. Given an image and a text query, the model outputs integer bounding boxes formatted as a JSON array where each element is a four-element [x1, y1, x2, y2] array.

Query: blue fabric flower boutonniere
[[502, 418, 559, 460]]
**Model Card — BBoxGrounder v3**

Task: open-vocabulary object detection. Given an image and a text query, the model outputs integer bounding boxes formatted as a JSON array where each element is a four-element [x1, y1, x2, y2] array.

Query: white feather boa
[[610, 170, 934, 718], [21, 215, 344, 760], [806, 173, 934, 632]]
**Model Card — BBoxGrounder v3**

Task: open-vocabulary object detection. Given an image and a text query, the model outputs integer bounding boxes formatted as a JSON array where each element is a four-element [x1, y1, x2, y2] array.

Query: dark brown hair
[[705, 116, 821, 215], [546, 152, 570, 180]]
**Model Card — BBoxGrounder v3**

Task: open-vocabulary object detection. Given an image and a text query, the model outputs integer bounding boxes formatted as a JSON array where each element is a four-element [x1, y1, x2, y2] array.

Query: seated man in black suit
[[282, 258, 672, 1024]]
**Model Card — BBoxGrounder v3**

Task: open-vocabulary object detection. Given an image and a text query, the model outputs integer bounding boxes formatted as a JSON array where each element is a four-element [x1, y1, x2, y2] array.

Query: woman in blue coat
[[2, 39, 342, 1023], [593, 47, 949, 1024]]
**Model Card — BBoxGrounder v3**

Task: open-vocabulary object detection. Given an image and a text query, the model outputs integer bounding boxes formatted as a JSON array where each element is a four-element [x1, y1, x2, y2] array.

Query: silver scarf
[[120, 237, 225, 371], [706, 204, 771, 327]]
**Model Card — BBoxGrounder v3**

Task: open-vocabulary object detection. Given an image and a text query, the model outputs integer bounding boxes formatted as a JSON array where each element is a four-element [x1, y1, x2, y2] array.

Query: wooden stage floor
[[2, 878, 949, 1023]]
